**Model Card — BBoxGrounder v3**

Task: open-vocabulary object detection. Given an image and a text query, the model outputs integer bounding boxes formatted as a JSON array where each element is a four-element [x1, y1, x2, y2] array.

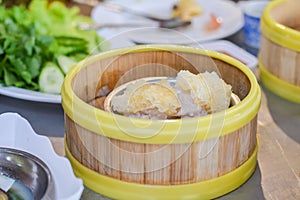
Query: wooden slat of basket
[[118, 140, 145, 183], [279, 48, 298, 84], [260, 36, 300, 86], [197, 138, 219, 180], [94, 133, 110, 175], [249, 117, 257, 158], [170, 143, 197, 184], [74, 58, 116, 102], [144, 144, 172, 185], [65, 114, 82, 164], [104, 139, 121, 179], [260, 36, 280, 76], [218, 131, 239, 176], [237, 122, 252, 164]]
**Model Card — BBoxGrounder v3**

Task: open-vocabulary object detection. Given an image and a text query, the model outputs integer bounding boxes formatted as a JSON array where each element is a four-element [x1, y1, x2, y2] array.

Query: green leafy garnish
[[0, 0, 104, 93]]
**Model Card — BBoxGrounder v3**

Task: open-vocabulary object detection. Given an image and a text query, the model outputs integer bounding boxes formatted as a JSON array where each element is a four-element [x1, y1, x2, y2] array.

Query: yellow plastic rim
[[259, 60, 300, 103], [65, 137, 258, 200], [261, 0, 300, 52], [62, 45, 261, 144]]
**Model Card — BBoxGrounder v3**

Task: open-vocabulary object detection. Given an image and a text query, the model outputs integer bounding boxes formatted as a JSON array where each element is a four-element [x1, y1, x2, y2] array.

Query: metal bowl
[[0, 147, 54, 200]]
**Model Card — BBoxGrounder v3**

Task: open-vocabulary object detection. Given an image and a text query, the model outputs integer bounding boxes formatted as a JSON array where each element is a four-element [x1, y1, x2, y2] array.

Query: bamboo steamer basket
[[61, 45, 261, 200], [259, 0, 300, 103]]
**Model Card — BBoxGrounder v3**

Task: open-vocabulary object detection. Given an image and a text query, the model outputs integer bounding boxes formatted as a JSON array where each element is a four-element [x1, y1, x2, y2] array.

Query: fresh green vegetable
[[0, 0, 104, 93], [57, 55, 77, 75], [39, 62, 64, 94]]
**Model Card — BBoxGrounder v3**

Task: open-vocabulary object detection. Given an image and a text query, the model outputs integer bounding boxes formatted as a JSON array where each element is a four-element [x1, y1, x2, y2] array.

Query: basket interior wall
[[71, 51, 251, 104]]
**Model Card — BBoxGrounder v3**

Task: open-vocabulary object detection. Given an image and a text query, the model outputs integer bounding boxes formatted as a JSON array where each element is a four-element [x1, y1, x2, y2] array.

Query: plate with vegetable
[[0, 0, 104, 103], [91, 0, 244, 44]]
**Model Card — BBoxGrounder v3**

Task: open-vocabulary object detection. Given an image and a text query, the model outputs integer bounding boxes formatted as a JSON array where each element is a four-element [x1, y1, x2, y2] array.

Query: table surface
[[1, 3, 300, 199]]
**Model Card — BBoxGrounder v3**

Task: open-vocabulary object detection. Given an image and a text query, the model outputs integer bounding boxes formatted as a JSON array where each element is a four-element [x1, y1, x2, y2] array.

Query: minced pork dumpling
[[111, 79, 180, 119], [110, 70, 232, 119]]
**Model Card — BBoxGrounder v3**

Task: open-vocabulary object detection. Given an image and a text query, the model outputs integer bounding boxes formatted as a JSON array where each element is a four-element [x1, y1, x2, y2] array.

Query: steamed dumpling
[[110, 70, 232, 119], [175, 70, 232, 114], [111, 79, 180, 119]]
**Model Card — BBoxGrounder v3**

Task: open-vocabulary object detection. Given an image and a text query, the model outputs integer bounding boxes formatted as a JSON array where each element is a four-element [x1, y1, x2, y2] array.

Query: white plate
[[0, 113, 84, 200], [91, 0, 244, 44], [191, 40, 258, 70], [0, 85, 61, 103]]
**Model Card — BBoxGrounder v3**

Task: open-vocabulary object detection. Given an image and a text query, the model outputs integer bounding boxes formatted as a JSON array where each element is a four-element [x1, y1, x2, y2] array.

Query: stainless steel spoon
[[77, 20, 191, 30], [77, 22, 147, 31]]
